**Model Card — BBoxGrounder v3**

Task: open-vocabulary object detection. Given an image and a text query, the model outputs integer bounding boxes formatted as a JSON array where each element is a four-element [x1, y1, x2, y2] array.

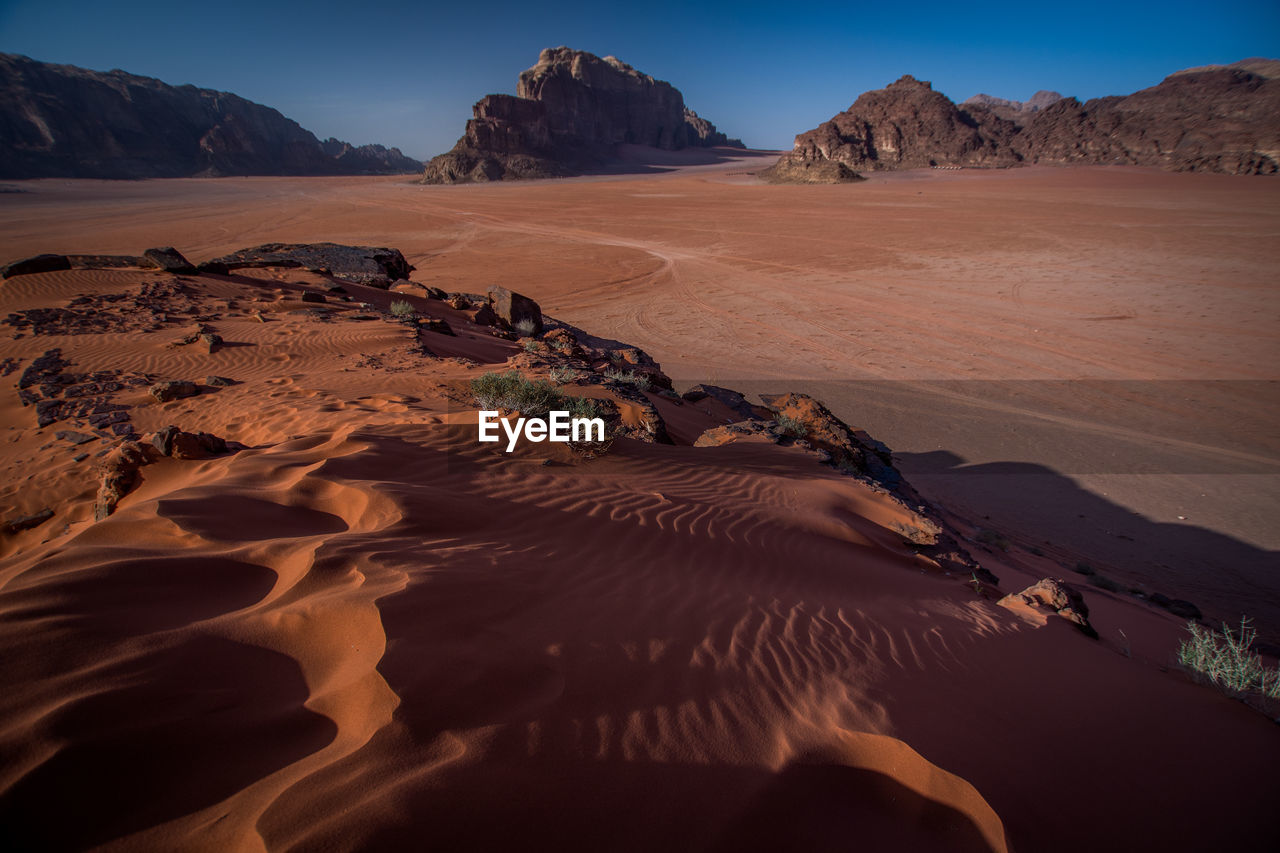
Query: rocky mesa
[[0, 53, 422, 179], [422, 47, 743, 183], [763, 59, 1280, 182]]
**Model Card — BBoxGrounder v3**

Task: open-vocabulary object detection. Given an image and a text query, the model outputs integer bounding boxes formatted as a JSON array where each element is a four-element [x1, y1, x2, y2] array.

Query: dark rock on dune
[[1000, 577, 1098, 638], [2, 254, 71, 279], [0, 53, 422, 179], [4, 508, 53, 535], [423, 47, 742, 183], [205, 375, 235, 386], [151, 425, 229, 460], [202, 243, 413, 287], [487, 286, 543, 335], [150, 380, 199, 402], [301, 292, 326, 304], [143, 247, 197, 274], [765, 59, 1280, 181]]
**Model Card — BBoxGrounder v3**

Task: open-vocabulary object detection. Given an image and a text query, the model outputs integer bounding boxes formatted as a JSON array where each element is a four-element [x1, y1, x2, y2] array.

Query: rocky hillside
[[763, 61, 1280, 182], [0, 53, 422, 179], [422, 47, 742, 183]]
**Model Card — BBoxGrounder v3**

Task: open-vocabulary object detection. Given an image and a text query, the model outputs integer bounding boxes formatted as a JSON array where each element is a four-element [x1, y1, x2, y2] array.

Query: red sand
[[0, 162, 1277, 850]]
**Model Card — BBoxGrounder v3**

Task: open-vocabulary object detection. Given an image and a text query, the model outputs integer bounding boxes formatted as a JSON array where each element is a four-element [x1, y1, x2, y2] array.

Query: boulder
[[487, 286, 543, 335], [758, 392, 898, 485], [94, 440, 154, 520], [142, 247, 197, 274], [205, 375, 235, 386], [999, 578, 1098, 638], [2, 253, 71, 279], [301, 291, 326, 303], [4, 508, 53, 534], [202, 243, 414, 288], [150, 425, 229, 459], [150, 380, 199, 402]]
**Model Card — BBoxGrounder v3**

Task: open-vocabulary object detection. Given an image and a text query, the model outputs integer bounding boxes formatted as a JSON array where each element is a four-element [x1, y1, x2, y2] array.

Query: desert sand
[[0, 158, 1277, 850]]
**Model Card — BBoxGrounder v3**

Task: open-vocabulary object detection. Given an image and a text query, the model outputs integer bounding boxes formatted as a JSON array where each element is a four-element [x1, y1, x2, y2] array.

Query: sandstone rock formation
[[761, 75, 1022, 182], [765, 61, 1280, 181], [423, 47, 742, 183], [999, 577, 1098, 638], [0, 53, 422, 179], [200, 243, 413, 287]]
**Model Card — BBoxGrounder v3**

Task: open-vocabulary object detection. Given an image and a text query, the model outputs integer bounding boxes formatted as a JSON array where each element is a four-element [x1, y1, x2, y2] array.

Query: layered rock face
[[422, 47, 742, 183], [764, 61, 1280, 182], [0, 53, 422, 179]]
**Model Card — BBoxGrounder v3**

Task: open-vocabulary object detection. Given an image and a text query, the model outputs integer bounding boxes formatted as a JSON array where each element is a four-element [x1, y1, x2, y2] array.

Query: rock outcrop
[[999, 578, 1097, 638], [761, 75, 1022, 181], [422, 47, 742, 183], [765, 61, 1280, 181], [0, 53, 422, 179], [199, 243, 413, 287]]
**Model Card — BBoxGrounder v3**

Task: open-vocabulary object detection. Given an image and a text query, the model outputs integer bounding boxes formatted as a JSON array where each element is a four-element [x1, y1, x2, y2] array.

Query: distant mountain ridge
[[962, 90, 1064, 124], [764, 60, 1280, 182], [422, 47, 743, 184], [0, 53, 422, 179]]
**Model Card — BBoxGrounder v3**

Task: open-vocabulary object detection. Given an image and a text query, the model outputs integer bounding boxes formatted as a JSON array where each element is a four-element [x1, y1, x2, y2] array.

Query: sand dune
[[1, 162, 1277, 850]]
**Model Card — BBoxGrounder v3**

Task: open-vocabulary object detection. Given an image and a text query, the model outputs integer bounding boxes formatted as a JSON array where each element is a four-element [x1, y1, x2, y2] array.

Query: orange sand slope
[[0, 262, 1276, 851]]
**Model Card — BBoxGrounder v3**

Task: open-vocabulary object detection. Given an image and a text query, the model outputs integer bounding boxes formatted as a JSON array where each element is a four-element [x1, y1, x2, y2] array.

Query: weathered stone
[[4, 508, 53, 534], [999, 578, 1098, 638], [94, 440, 154, 520], [142, 247, 197, 274], [150, 380, 199, 402], [203, 243, 413, 288], [487, 286, 543, 335], [1, 253, 71, 279], [205, 375, 235, 386], [301, 291, 326, 303]]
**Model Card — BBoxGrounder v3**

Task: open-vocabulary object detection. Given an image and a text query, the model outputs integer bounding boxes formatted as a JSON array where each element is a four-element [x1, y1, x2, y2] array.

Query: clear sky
[[2, 0, 1277, 160]]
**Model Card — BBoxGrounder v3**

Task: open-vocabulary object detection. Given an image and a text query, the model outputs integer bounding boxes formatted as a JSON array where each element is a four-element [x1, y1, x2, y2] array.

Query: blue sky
[[2, 0, 1277, 159]]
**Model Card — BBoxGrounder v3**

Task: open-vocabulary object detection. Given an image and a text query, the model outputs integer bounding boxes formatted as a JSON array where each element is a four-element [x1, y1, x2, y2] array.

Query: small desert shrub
[[471, 371, 562, 416], [513, 318, 538, 338], [389, 299, 416, 318], [471, 371, 606, 428], [1178, 617, 1280, 700], [522, 339, 541, 353], [774, 414, 808, 438], [975, 528, 1010, 552], [549, 367, 579, 385], [602, 368, 652, 392]]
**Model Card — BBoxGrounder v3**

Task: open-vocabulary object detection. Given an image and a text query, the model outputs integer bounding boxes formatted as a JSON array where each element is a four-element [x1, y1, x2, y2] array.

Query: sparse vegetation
[[471, 370, 606, 426], [602, 368, 652, 392], [522, 339, 541, 353], [549, 367, 579, 385], [774, 414, 808, 438], [471, 371, 562, 416], [1177, 617, 1280, 703], [513, 318, 538, 338], [389, 299, 416, 319]]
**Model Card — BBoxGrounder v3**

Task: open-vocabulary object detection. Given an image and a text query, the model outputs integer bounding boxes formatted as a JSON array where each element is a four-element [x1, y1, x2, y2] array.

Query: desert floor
[[0, 157, 1277, 851]]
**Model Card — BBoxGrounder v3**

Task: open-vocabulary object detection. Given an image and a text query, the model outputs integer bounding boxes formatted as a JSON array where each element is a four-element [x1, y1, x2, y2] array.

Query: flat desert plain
[[0, 156, 1277, 851]]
